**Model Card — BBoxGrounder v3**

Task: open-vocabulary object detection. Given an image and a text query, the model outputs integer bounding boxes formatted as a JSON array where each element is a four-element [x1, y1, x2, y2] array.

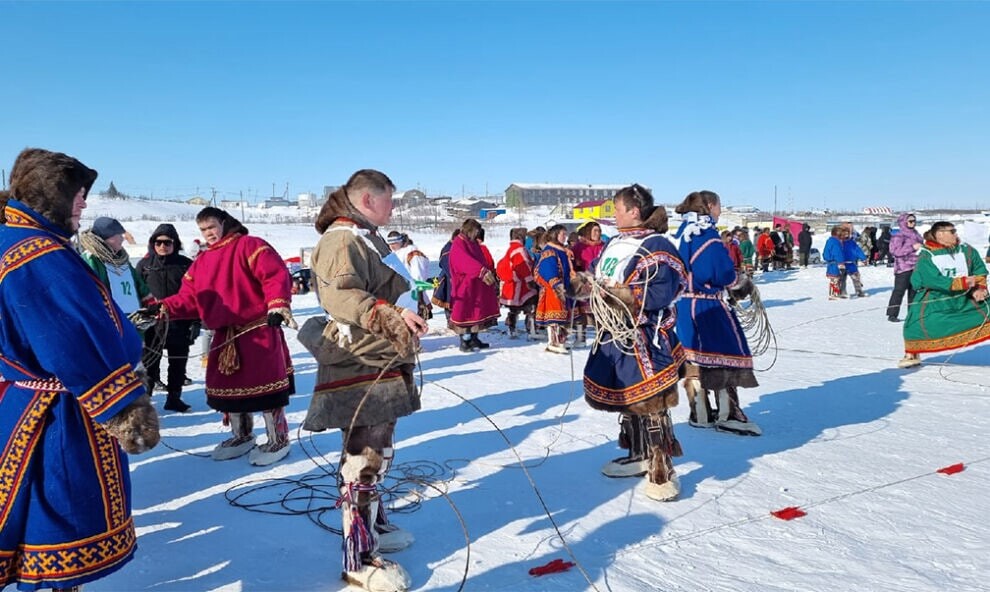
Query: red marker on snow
[[771, 506, 807, 520], [529, 558, 576, 576], [936, 463, 965, 475]]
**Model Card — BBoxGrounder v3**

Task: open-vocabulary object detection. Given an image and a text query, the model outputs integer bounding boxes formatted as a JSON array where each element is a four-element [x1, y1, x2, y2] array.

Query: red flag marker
[[771, 506, 807, 520], [529, 558, 576, 576], [937, 463, 965, 475]]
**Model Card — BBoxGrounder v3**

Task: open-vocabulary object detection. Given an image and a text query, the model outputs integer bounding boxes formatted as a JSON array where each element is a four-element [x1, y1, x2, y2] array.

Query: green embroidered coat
[[903, 241, 990, 353]]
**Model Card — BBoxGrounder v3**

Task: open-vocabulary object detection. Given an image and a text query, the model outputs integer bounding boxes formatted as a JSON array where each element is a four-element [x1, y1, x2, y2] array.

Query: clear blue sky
[[2, 1, 987, 212]]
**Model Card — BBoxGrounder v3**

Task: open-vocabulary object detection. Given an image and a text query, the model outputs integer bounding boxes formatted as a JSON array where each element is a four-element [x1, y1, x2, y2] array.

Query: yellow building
[[573, 198, 614, 220]]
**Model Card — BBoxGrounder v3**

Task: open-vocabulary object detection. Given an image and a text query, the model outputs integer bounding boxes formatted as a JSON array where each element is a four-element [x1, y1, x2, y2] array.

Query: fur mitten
[[570, 272, 594, 301], [605, 283, 638, 311], [103, 394, 160, 454], [365, 302, 415, 358], [727, 274, 754, 301], [267, 307, 298, 329]]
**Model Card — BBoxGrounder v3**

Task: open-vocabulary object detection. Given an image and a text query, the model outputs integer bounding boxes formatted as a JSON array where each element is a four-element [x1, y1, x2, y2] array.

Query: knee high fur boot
[[249, 407, 291, 466], [684, 378, 714, 428], [340, 448, 411, 592], [714, 387, 762, 436]]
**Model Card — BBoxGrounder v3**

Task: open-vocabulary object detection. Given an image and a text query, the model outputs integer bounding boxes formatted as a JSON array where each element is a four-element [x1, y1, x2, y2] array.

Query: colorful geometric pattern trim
[[0, 389, 55, 530], [905, 322, 990, 354], [78, 365, 143, 418], [206, 376, 291, 398], [84, 414, 128, 528], [8, 518, 136, 586], [683, 348, 754, 369], [0, 236, 64, 283], [584, 357, 683, 407]]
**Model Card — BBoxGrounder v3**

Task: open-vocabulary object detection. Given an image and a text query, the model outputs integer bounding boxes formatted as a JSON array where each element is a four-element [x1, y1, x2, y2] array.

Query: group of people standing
[[4, 148, 986, 592]]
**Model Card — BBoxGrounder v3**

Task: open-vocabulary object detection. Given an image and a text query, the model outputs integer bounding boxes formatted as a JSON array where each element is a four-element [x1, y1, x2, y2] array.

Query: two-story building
[[573, 198, 615, 220]]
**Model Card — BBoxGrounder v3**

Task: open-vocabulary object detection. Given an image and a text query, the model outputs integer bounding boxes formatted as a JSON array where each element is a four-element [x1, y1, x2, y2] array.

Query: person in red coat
[[153, 207, 296, 466], [498, 227, 538, 339], [756, 227, 775, 273], [449, 218, 500, 351], [721, 230, 744, 271]]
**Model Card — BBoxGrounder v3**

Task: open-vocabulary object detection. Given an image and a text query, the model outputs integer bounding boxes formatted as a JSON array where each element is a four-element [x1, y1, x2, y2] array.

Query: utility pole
[[211, 187, 217, 206], [240, 190, 245, 220], [773, 185, 778, 217], [2, 168, 6, 190]]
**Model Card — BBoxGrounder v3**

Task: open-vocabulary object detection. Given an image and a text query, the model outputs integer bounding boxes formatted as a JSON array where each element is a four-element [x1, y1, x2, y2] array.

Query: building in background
[[504, 183, 636, 207]]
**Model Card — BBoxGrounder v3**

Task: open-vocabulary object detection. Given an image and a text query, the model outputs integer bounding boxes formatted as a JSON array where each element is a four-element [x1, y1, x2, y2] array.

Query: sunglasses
[[907, 219, 916, 223], [155, 239, 174, 246], [937, 228, 957, 234]]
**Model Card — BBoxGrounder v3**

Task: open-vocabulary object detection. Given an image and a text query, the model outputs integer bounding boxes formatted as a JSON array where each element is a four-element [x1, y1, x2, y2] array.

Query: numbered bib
[[108, 265, 140, 314]]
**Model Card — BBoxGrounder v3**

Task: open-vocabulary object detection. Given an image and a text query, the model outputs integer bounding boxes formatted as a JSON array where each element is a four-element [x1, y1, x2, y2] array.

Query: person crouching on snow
[[898, 221, 989, 368], [299, 170, 429, 592], [673, 190, 762, 436], [147, 206, 297, 466], [583, 184, 688, 501]]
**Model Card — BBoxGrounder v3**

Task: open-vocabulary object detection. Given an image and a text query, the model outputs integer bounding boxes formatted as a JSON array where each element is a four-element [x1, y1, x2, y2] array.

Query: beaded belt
[[682, 291, 723, 300], [11, 377, 69, 392]]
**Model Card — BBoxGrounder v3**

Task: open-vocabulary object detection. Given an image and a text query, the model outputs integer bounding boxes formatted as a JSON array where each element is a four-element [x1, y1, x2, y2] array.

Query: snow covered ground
[[82, 201, 989, 592]]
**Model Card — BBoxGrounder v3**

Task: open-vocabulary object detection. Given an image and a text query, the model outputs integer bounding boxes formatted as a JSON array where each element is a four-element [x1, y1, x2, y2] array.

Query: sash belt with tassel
[[216, 316, 267, 376]]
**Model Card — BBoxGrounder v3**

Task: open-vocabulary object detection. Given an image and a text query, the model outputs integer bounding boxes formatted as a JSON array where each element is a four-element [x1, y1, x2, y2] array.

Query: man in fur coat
[[0, 148, 160, 592], [299, 169, 428, 592], [151, 207, 296, 466]]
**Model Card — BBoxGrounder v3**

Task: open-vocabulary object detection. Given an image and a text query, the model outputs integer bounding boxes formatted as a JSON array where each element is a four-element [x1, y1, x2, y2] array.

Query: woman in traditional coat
[[898, 221, 989, 368], [583, 184, 687, 501], [154, 207, 296, 466], [673, 190, 762, 436], [448, 218, 500, 351], [571, 221, 606, 345], [430, 229, 458, 317], [0, 148, 159, 592], [498, 226, 539, 339], [535, 224, 574, 353], [299, 170, 428, 592]]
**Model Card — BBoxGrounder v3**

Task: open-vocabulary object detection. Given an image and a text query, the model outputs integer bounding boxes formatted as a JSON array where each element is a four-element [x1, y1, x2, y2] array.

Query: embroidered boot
[[249, 408, 291, 466], [212, 412, 256, 460]]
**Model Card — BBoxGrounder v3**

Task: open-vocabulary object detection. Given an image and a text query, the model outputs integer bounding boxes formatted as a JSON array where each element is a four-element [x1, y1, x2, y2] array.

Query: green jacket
[[738, 239, 755, 265], [903, 242, 990, 353], [82, 252, 152, 307]]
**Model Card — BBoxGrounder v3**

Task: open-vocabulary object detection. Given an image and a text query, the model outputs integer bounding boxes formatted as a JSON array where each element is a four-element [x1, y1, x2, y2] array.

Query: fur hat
[[92, 217, 126, 240], [6, 148, 98, 231]]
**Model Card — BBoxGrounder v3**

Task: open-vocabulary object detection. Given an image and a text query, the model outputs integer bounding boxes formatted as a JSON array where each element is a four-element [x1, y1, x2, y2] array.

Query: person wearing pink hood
[[886, 213, 923, 322], [449, 218, 500, 351]]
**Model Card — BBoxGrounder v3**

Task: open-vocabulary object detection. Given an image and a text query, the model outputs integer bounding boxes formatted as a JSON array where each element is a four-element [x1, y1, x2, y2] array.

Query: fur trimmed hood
[[5, 148, 97, 231]]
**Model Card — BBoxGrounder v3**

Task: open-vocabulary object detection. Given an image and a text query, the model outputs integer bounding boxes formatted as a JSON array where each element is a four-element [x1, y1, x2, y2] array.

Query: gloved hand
[[102, 394, 160, 454], [365, 302, 416, 358], [527, 280, 540, 292], [267, 307, 298, 329], [604, 282, 637, 310], [481, 269, 497, 286], [144, 302, 163, 317], [837, 263, 846, 271]]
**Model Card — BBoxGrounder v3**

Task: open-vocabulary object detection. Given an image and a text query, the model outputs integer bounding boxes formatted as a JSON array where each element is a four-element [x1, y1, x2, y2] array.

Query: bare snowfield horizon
[[72, 198, 989, 592]]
